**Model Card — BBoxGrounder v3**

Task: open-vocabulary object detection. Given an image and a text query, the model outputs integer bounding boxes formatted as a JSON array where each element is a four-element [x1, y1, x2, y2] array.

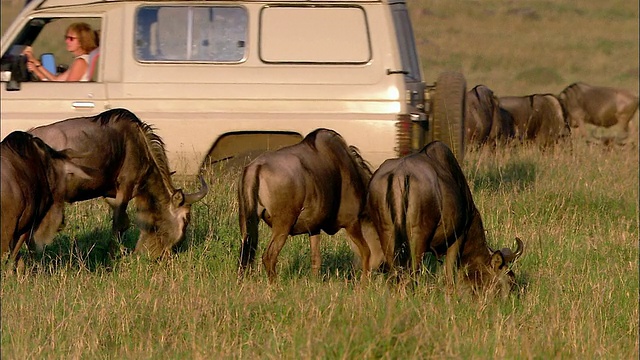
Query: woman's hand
[[22, 46, 36, 62], [26, 60, 39, 72]]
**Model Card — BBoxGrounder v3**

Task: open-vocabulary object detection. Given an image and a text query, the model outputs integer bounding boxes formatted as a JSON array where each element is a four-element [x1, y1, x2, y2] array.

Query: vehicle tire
[[432, 71, 466, 161]]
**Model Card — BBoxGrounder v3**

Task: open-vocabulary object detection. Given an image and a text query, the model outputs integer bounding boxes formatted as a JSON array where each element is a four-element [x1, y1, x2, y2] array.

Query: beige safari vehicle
[[1, 0, 465, 175]]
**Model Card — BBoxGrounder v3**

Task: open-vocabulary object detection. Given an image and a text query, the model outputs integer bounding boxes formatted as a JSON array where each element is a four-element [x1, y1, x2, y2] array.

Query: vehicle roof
[[34, 0, 392, 9]]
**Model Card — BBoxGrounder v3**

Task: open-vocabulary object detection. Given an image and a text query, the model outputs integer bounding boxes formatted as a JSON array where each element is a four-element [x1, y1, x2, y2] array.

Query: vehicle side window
[[135, 6, 248, 62], [0, 17, 102, 82], [259, 6, 371, 64]]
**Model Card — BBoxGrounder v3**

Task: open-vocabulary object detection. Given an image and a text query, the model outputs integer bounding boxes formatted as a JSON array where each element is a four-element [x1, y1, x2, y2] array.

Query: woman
[[24, 22, 98, 82]]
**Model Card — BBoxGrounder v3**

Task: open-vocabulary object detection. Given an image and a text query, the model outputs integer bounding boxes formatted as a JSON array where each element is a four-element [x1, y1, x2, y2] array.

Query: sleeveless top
[[76, 54, 90, 82]]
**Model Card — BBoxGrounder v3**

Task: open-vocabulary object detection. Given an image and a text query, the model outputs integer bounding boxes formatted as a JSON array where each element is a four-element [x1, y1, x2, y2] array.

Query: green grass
[[2, 142, 637, 359], [2, 0, 639, 358]]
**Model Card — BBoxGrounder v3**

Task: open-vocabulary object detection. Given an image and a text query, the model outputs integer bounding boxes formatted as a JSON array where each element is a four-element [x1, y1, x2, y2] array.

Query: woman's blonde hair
[[66, 22, 98, 54]]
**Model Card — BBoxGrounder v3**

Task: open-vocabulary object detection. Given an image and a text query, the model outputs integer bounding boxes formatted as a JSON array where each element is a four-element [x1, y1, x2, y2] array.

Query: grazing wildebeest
[[1, 131, 90, 264], [465, 85, 515, 146], [29, 108, 208, 258], [558, 82, 639, 144], [367, 141, 523, 295], [238, 128, 379, 282], [499, 93, 570, 146]]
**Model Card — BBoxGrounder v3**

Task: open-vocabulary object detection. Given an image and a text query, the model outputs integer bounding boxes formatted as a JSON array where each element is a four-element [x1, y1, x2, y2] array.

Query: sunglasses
[[64, 35, 78, 41]]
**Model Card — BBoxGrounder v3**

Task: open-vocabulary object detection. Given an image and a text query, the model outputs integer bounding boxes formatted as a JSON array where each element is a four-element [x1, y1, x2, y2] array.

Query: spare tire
[[432, 71, 466, 161]]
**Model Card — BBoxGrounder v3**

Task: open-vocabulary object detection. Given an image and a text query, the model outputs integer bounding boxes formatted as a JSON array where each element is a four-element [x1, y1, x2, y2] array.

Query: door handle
[[72, 101, 95, 109]]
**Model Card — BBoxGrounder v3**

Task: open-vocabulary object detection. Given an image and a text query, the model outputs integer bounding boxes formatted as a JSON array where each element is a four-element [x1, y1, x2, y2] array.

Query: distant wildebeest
[[1, 131, 90, 264], [558, 82, 639, 144], [367, 141, 523, 295], [465, 84, 515, 146], [238, 128, 381, 282], [29, 108, 208, 258], [499, 93, 570, 146]]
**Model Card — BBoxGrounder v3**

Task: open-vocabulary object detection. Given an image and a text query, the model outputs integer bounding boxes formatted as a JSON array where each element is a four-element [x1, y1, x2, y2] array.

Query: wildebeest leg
[[345, 223, 371, 281], [7, 232, 29, 269], [310, 234, 322, 277], [444, 237, 462, 290], [262, 227, 290, 283], [238, 217, 260, 279], [409, 225, 430, 277], [105, 196, 131, 236], [31, 203, 65, 252], [360, 219, 385, 271]]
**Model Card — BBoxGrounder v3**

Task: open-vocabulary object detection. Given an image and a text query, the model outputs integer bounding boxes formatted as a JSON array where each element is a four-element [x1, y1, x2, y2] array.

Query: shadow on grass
[[470, 160, 537, 192], [24, 228, 138, 273], [282, 246, 444, 282]]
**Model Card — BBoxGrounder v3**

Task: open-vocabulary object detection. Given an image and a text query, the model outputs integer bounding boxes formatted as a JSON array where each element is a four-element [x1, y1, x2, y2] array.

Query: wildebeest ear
[[172, 190, 186, 207], [490, 251, 505, 271]]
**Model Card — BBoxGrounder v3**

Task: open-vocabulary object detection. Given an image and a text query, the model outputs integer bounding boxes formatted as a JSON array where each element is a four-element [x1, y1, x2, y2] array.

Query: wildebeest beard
[[132, 171, 192, 258]]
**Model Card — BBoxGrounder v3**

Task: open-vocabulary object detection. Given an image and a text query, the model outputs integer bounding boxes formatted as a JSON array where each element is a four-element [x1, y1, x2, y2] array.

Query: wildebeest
[[465, 85, 515, 146], [499, 93, 570, 146], [558, 82, 639, 144], [1, 131, 90, 264], [367, 141, 523, 295], [28, 108, 208, 258], [238, 128, 379, 282]]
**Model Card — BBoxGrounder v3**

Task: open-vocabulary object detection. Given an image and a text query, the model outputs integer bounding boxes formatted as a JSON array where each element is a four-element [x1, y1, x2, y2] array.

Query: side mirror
[[6, 55, 28, 91], [41, 53, 57, 75]]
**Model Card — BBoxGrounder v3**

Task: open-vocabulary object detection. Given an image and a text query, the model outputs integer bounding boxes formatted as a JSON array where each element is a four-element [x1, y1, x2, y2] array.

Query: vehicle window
[[390, 7, 422, 81], [1, 17, 102, 82], [135, 6, 247, 62], [259, 6, 370, 64]]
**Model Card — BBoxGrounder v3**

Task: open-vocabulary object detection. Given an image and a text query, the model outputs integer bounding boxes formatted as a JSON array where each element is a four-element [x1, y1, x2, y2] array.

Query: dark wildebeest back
[[499, 94, 570, 146], [28, 108, 208, 258], [1, 131, 89, 263], [238, 128, 379, 282], [465, 85, 515, 146], [367, 141, 523, 295], [558, 82, 639, 144]]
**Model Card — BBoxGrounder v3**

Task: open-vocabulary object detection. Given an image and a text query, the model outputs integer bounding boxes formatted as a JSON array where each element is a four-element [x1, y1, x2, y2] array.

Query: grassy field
[[2, 0, 639, 359]]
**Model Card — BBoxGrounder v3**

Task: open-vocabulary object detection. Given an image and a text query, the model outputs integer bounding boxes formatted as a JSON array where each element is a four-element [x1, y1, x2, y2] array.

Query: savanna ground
[[1, 0, 639, 358]]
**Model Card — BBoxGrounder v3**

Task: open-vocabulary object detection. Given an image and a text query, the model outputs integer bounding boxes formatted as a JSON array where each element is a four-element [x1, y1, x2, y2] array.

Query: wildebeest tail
[[238, 164, 261, 268], [386, 173, 411, 268]]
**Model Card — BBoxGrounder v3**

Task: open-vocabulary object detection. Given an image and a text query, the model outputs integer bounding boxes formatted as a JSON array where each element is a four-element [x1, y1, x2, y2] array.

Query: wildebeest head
[[133, 172, 208, 258], [464, 234, 524, 297]]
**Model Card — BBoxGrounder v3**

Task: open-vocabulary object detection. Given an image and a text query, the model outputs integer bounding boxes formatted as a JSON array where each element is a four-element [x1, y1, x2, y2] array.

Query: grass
[[2, 0, 639, 358], [2, 142, 638, 359]]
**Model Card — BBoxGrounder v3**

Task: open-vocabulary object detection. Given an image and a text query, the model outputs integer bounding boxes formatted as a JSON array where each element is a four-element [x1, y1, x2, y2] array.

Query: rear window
[[135, 6, 248, 62], [259, 6, 371, 64]]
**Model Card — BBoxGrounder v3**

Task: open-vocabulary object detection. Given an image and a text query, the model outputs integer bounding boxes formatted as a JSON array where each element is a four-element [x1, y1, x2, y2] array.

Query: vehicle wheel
[[432, 71, 466, 161]]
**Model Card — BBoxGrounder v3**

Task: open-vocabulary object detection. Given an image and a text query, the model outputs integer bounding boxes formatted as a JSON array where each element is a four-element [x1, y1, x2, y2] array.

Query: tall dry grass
[[2, 141, 637, 358]]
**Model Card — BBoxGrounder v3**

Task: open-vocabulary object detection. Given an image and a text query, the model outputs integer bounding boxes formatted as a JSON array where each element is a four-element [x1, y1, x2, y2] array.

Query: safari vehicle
[[0, 0, 466, 175]]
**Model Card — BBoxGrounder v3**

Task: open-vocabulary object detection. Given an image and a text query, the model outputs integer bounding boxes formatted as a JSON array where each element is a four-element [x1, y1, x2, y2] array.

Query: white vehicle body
[[1, 0, 465, 175]]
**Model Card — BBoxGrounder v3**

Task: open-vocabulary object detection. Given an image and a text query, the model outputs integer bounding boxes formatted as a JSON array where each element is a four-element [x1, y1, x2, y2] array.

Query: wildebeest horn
[[500, 237, 524, 264], [183, 175, 208, 204]]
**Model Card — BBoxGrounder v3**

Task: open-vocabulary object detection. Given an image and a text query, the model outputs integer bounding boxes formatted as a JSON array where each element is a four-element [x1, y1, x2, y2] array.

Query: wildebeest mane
[[348, 145, 373, 181], [91, 108, 174, 192]]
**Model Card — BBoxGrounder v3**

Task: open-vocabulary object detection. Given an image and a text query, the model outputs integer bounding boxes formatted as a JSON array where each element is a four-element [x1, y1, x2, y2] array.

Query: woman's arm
[[27, 57, 87, 82], [62, 57, 87, 81]]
